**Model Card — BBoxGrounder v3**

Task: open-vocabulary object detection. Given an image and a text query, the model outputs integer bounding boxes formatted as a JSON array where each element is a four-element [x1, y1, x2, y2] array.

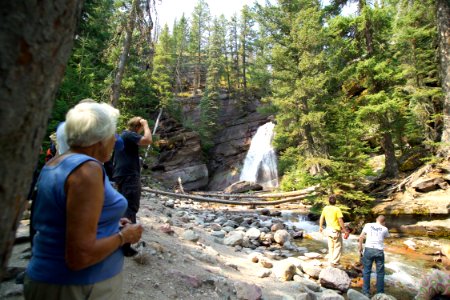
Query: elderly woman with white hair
[[25, 102, 143, 300]]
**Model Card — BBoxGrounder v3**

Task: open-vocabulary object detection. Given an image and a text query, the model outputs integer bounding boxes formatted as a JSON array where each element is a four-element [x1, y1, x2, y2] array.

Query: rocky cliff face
[[181, 94, 270, 191], [151, 94, 271, 191], [150, 116, 208, 191]]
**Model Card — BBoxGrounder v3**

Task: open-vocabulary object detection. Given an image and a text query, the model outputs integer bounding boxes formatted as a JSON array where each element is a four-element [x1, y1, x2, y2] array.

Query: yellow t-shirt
[[321, 205, 343, 231]]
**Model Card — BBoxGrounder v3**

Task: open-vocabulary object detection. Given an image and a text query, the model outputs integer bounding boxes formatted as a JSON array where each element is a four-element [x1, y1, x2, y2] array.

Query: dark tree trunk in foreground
[[437, 0, 450, 157], [0, 0, 84, 281]]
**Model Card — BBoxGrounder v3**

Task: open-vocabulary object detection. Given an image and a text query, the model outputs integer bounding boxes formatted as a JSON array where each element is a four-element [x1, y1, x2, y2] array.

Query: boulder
[[347, 289, 370, 300], [273, 261, 297, 281], [234, 282, 263, 300], [271, 223, 285, 232], [411, 177, 448, 192], [245, 228, 262, 240], [299, 260, 322, 279], [371, 294, 397, 300], [224, 231, 244, 246], [319, 267, 351, 292], [224, 181, 263, 193], [182, 230, 200, 242], [320, 289, 345, 300], [274, 230, 291, 245]]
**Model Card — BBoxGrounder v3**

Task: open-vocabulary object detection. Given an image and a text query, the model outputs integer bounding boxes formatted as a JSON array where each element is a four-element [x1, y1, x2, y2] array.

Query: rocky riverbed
[[2, 188, 449, 300]]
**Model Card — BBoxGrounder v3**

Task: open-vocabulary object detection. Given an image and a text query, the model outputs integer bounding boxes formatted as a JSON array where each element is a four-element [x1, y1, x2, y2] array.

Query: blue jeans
[[362, 247, 385, 295]]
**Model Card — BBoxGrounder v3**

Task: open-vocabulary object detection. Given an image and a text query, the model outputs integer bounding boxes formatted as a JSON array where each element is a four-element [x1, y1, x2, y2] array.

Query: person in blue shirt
[[25, 102, 143, 300]]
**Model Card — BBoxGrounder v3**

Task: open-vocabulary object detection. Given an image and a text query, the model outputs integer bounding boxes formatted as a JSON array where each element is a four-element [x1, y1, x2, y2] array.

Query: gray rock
[[182, 230, 199, 242], [274, 229, 291, 245], [347, 289, 370, 300], [222, 226, 235, 232], [411, 177, 448, 192], [223, 220, 239, 228], [224, 181, 263, 193], [295, 293, 314, 300], [271, 223, 285, 232], [234, 282, 263, 300], [299, 260, 322, 279], [214, 216, 227, 224], [293, 275, 322, 292], [210, 223, 222, 231], [319, 267, 351, 293], [211, 230, 226, 238], [320, 289, 345, 300], [223, 231, 244, 246], [246, 227, 262, 240], [273, 261, 297, 281], [371, 294, 397, 300]]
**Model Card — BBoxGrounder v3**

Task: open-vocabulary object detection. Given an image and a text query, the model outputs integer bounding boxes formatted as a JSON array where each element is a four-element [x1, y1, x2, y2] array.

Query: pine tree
[[199, 17, 226, 148], [239, 5, 256, 95], [256, 0, 330, 178], [189, 0, 210, 95], [152, 24, 175, 111], [172, 14, 190, 94], [391, 0, 441, 150]]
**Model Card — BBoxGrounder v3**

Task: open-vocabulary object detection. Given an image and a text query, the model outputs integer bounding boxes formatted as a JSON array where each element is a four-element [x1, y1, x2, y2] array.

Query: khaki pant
[[327, 230, 343, 265], [24, 272, 123, 300]]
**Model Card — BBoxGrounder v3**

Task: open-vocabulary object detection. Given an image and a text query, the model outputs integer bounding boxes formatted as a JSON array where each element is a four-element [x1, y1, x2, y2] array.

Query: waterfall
[[240, 122, 279, 190]]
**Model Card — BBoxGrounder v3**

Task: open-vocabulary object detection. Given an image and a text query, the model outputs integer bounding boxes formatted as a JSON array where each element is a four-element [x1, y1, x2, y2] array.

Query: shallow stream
[[282, 211, 448, 299]]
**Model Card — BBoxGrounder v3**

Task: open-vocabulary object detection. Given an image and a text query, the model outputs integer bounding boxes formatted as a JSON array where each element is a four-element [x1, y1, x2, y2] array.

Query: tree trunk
[[437, 0, 450, 157], [381, 131, 399, 178], [242, 39, 247, 93], [0, 0, 84, 281], [110, 0, 138, 107], [358, 0, 374, 55]]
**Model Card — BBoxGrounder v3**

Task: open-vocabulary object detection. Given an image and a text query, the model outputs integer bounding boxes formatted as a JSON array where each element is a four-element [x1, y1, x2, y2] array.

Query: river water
[[282, 211, 448, 299]]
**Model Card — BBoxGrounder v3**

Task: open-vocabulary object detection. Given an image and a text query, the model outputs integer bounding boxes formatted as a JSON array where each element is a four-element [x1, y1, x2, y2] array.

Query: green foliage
[[45, 0, 443, 220]]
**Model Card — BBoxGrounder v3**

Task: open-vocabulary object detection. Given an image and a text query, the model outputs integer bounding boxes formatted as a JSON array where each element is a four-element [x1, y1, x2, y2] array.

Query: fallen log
[[188, 185, 318, 199], [142, 187, 316, 205]]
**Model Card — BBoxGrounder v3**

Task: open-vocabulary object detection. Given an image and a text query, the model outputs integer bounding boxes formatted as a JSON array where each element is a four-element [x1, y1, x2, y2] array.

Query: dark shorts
[[115, 175, 141, 223]]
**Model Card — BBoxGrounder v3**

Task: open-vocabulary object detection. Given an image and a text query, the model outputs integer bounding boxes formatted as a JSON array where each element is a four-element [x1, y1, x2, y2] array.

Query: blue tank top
[[27, 154, 127, 285]]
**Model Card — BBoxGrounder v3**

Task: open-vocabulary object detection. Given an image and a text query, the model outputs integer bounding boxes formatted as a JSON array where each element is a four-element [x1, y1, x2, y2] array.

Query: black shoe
[[122, 243, 138, 257]]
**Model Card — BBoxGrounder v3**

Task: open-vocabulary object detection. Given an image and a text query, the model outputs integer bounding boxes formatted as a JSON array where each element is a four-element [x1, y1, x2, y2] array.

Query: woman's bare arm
[[65, 161, 143, 270]]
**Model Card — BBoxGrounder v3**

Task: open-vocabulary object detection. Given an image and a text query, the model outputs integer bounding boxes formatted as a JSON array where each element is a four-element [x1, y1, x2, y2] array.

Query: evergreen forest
[[47, 0, 449, 216]]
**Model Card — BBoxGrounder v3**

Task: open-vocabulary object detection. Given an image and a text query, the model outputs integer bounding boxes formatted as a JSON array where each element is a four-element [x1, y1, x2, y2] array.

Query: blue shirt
[[27, 154, 127, 285]]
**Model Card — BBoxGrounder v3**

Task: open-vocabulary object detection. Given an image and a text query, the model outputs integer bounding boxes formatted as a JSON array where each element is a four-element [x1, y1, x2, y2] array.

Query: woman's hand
[[120, 224, 143, 244], [119, 218, 131, 227]]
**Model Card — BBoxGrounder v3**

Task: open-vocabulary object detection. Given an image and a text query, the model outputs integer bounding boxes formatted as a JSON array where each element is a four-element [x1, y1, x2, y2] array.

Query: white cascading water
[[240, 122, 279, 190]]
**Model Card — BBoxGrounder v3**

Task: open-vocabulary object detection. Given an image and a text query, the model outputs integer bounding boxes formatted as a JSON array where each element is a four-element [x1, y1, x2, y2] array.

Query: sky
[[155, 0, 357, 28], [155, 0, 262, 28]]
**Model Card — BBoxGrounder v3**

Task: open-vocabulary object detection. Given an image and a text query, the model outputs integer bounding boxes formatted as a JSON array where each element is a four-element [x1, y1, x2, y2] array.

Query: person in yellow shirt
[[319, 194, 349, 267]]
